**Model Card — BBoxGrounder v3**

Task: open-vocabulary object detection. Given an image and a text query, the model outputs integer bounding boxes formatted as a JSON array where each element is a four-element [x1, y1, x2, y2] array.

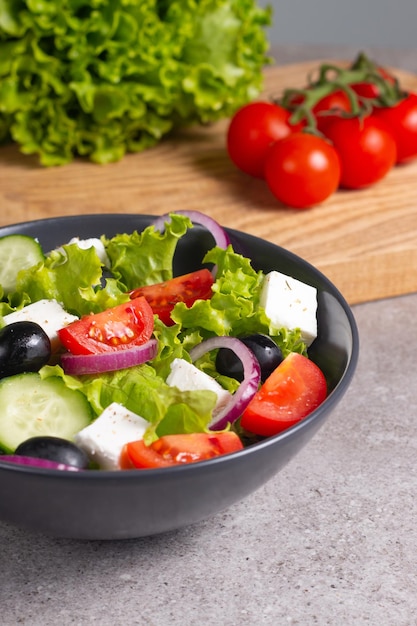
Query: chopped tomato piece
[[129, 269, 214, 326], [57, 297, 154, 355], [240, 352, 327, 437], [122, 432, 243, 469]]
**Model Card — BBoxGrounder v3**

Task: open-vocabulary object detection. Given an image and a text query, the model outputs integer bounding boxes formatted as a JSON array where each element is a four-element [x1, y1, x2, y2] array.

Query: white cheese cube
[[3, 299, 79, 352], [74, 402, 149, 470], [66, 237, 110, 267], [166, 358, 232, 418], [260, 271, 318, 346]]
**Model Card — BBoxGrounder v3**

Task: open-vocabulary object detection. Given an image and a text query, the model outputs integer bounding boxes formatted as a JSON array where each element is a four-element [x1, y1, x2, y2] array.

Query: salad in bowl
[[0, 211, 358, 539]]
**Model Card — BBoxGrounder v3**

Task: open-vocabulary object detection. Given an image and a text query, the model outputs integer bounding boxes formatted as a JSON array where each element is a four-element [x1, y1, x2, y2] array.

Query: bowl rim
[[0, 213, 359, 479]]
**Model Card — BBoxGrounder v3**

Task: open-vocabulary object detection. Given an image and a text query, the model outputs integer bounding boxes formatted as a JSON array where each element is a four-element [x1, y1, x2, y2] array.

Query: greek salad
[[0, 211, 327, 472]]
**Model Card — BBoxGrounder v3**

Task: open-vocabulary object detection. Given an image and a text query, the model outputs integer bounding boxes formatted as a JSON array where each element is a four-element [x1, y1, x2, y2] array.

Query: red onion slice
[[189, 337, 261, 430], [152, 210, 230, 250], [61, 339, 158, 375], [0, 455, 81, 471]]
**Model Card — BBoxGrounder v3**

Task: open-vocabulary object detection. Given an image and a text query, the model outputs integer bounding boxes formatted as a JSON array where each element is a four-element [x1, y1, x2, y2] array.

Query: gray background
[[259, 0, 417, 48]]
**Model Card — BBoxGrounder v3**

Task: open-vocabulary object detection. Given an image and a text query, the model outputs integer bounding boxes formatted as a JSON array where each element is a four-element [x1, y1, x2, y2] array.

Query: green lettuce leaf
[[171, 245, 306, 357], [171, 245, 267, 336], [15, 244, 128, 316], [105, 213, 192, 289], [0, 0, 271, 165]]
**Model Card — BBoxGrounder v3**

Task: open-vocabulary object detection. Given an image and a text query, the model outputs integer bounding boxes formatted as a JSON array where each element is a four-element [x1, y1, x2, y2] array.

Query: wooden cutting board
[[1, 60, 417, 305]]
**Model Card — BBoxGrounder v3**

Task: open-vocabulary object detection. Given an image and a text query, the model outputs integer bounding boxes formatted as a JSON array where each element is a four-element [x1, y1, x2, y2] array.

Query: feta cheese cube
[[74, 402, 149, 470], [166, 358, 232, 417], [260, 271, 318, 346], [3, 299, 78, 352]]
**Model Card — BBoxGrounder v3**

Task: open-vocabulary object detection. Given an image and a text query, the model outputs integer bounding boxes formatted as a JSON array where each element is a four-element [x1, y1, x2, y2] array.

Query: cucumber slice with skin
[[0, 235, 44, 294], [0, 373, 93, 453]]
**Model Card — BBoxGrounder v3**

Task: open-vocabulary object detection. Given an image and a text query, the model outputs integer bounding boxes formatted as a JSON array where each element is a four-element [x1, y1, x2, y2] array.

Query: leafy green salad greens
[[0, 214, 305, 443], [0, 0, 271, 165]]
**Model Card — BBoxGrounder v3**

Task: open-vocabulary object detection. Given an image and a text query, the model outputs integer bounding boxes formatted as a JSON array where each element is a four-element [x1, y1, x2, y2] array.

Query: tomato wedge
[[129, 269, 214, 326], [240, 352, 327, 437], [121, 432, 243, 469], [58, 297, 154, 355]]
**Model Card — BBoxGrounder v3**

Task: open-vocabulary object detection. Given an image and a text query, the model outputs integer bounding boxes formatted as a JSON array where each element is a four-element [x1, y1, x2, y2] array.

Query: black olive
[[15, 436, 89, 470], [99, 266, 115, 288], [0, 321, 51, 378], [216, 333, 283, 383]]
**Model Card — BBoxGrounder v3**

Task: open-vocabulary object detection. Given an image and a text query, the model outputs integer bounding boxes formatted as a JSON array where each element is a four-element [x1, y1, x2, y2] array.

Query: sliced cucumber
[[0, 373, 93, 453], [0, 235, 44, 294]]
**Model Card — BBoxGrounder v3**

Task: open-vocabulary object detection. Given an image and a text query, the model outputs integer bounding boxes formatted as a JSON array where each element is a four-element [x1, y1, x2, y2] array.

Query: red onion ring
[[152, 210, 230, 250], [61, 339, 158, 375], [189, 337, 261, 430], [0, 455, 81, 471]]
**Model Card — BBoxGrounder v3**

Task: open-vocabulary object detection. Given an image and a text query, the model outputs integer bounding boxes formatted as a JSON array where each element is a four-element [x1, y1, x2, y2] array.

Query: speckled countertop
[[2, 46, 417, 626]]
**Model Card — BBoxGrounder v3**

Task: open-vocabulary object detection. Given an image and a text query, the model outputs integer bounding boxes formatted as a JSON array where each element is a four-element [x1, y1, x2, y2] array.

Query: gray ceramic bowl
[[0, 214, 359, 539]]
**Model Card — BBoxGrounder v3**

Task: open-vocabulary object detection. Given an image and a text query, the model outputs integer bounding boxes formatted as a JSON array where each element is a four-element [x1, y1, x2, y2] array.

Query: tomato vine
[[226, 52, 417, 209]]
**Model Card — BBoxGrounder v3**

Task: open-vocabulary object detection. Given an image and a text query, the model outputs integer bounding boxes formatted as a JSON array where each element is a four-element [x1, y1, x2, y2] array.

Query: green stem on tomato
[[275, 52, 405, 133]]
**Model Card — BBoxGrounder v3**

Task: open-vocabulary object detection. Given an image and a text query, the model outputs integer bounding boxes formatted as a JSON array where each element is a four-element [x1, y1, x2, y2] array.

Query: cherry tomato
[[313, 90, 352, 115], [350, 67, 396, 100], [264, 132, 341, 209], [240, 352, 327, 437], [226, 101, 304, 178], [350, 82, 382, 100], [372, 93, 417, 163], [129, 269, 214, 326], [58, 297, 154, 355], [121, 432, 244, 469], [313, 89, 353, 134], [322, 114, 397, 189]]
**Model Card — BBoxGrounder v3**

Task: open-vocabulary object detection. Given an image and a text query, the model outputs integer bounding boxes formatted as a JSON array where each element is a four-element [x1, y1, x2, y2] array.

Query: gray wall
[[259, 0, 417, 48]]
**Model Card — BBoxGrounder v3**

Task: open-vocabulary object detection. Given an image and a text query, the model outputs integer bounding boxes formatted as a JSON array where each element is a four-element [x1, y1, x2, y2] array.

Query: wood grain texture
[[1, 60, 417, 304]]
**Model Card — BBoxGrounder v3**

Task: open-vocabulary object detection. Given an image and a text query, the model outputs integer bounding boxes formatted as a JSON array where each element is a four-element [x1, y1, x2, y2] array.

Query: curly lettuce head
[[0, 0, 271, 165]]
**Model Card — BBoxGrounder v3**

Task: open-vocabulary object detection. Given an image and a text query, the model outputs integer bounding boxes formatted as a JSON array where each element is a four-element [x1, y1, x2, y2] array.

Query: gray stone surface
[[1, 46, 417, 626]]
